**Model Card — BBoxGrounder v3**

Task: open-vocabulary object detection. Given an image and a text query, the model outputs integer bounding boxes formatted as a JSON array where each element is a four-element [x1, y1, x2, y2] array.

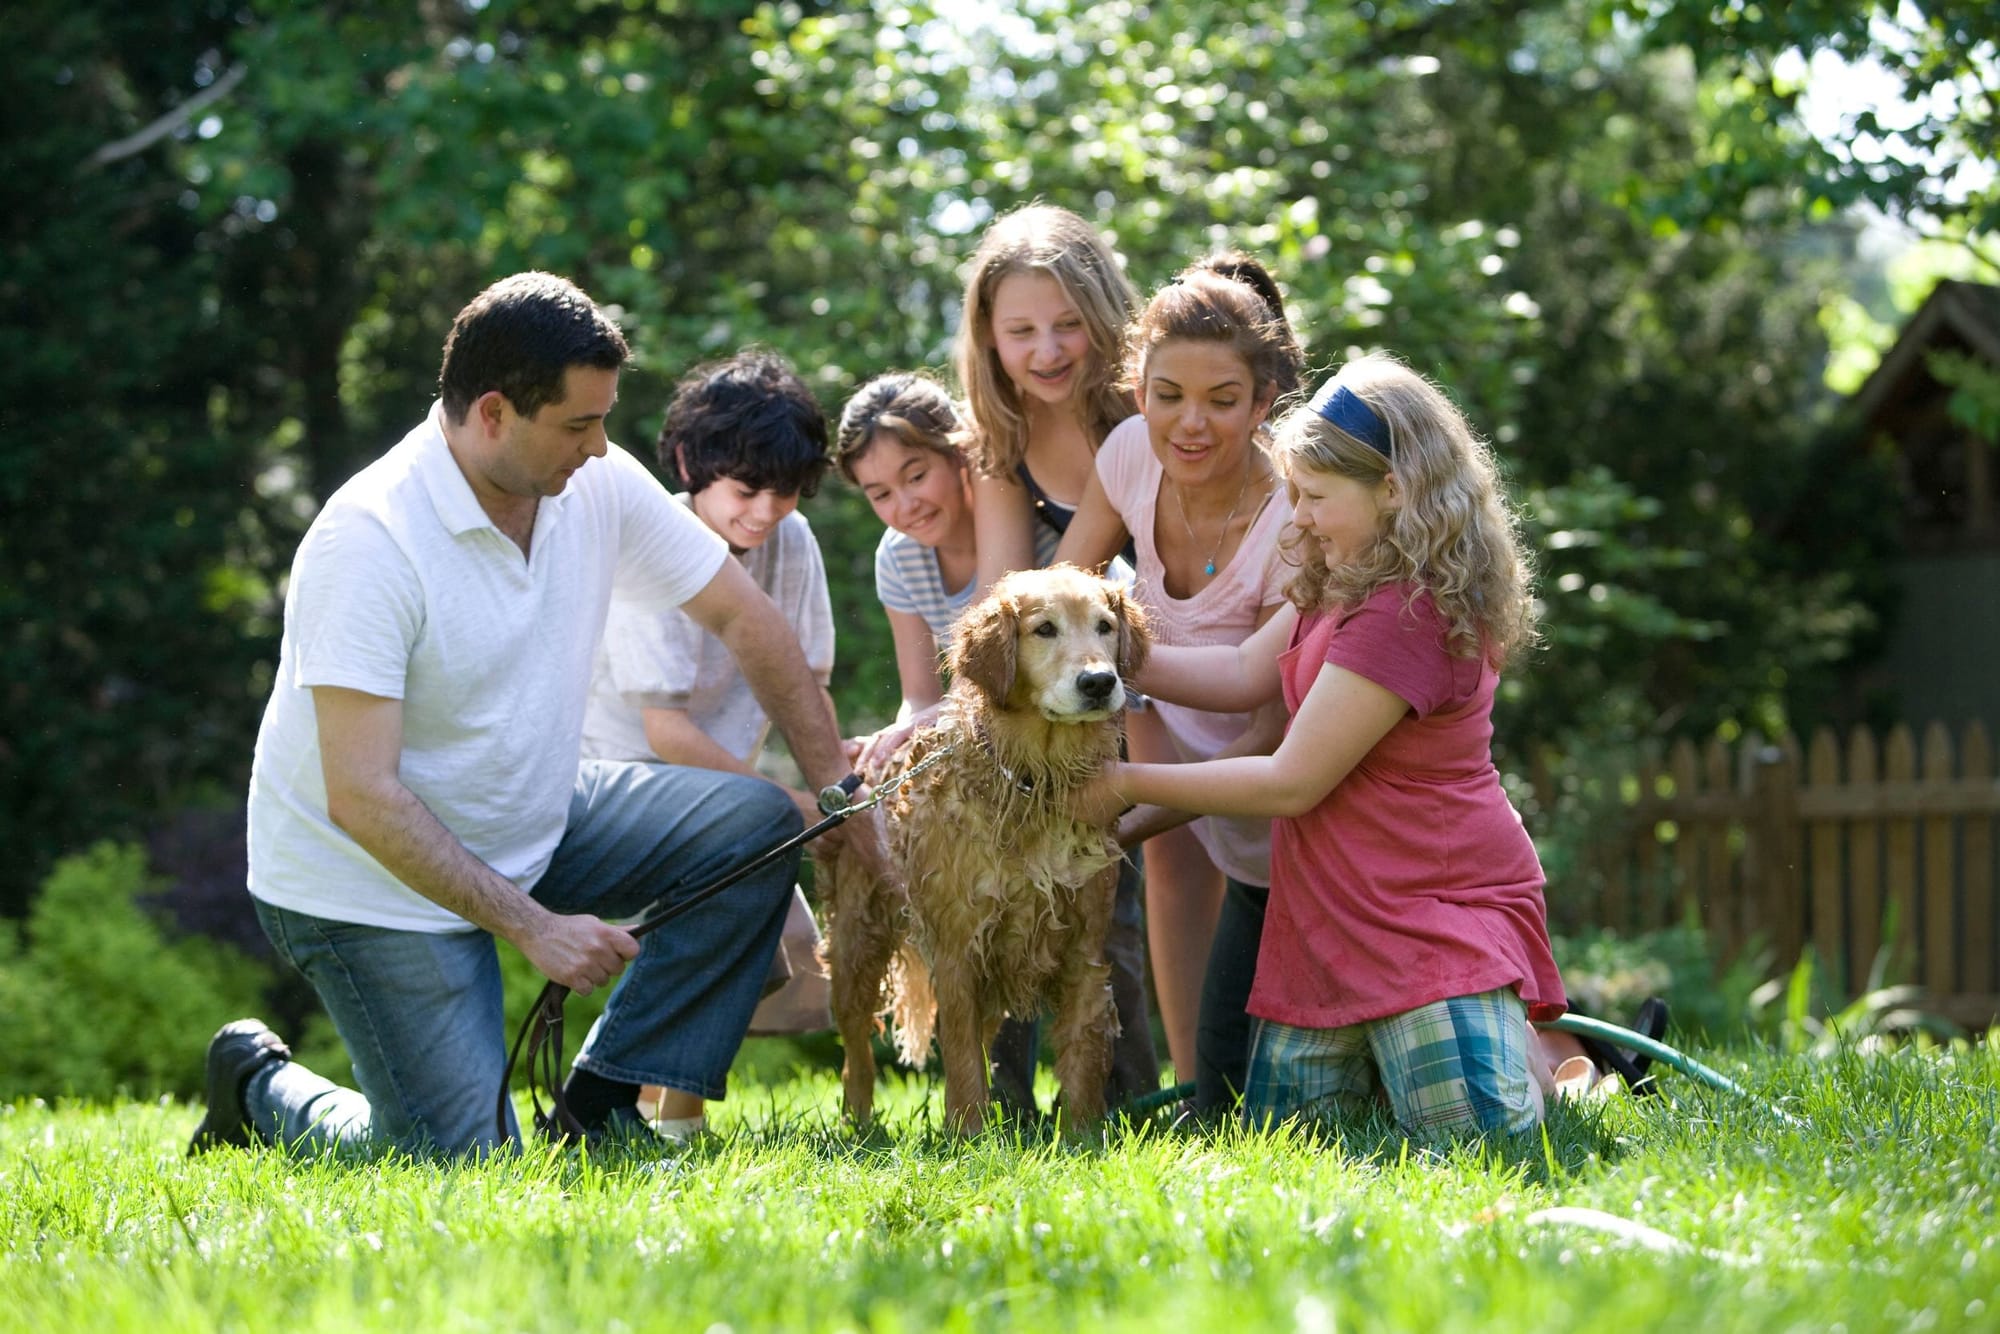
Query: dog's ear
[[1111, 586, 1151, 680], [950, 592, 1017, 704]]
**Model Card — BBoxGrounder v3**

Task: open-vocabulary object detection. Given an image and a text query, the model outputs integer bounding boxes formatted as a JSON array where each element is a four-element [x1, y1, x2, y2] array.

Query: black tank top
[[1018, 463, 1137, 564]]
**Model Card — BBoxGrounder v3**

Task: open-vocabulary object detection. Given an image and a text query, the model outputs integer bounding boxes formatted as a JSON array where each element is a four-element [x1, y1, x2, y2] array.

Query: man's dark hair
[[438, 272, 629, 424], [659, 348, 829, 498]]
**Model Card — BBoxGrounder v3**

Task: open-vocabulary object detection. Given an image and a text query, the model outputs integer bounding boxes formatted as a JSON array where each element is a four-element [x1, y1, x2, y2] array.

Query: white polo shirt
[[246, 405, 729, 931]]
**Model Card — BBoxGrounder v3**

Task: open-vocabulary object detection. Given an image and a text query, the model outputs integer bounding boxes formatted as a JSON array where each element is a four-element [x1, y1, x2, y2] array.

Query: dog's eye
[[1097, 619, 1114, 635], [1031, 622, 1058, 638]]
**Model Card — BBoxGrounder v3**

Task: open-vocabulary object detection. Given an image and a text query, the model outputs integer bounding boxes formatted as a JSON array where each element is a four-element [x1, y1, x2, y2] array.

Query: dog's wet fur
[[819, 564, 1150, 1133]]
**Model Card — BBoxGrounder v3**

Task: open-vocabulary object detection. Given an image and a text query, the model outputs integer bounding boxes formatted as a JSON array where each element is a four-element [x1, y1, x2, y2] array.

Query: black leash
[[498, 748, 951, 1144], [497, 775, 861, 1144]]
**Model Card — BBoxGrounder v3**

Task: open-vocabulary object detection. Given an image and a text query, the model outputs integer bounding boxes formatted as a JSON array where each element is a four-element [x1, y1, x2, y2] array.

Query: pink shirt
[[1249, 586, 1567, 1029], [1097, 415, 1291, 886]]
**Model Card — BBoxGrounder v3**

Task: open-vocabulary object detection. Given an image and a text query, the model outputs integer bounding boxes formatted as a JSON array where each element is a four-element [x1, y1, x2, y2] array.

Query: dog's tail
[[887, 942, 937, 1067]]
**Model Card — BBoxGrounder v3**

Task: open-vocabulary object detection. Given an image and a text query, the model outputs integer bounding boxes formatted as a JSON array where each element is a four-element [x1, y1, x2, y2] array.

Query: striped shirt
[[873, 522, 1061, 649]]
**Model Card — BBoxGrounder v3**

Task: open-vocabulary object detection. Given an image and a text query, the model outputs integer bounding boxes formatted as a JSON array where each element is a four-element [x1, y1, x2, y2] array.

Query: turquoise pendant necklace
[[1174, 457, 1257, 578]]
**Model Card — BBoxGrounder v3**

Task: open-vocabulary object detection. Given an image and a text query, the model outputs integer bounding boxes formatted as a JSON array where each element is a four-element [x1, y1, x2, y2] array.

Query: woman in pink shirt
[[1055, 254, 1304, 1112], [1075, 353, 1567, 1137]]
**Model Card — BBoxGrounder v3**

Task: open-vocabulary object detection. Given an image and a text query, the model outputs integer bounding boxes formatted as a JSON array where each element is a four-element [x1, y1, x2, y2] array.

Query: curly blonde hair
[[954, 204, 1137, 477], [1274, 353, 1538, 665]]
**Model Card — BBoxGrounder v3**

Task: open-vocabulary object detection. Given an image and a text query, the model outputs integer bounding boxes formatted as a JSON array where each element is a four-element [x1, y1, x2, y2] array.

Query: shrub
[[0, 842, 272, 1101]]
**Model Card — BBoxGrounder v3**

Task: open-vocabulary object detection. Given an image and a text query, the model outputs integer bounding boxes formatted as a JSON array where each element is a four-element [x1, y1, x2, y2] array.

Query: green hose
[[1536, 1012, 1804, 1126], [1119, 1081, 1195, 1117]]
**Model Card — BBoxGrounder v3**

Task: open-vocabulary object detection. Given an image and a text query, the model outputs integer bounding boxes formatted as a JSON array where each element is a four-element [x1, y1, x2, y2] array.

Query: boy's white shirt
[[581, 500, 835, 766]]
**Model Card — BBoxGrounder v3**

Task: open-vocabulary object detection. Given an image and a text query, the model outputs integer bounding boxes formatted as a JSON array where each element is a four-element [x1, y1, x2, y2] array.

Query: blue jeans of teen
[[1194, 877, 1270, 1115], [245, 759, 798, 1157]]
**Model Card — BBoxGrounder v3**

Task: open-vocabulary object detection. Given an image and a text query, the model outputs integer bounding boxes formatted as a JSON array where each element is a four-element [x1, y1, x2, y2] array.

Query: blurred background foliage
[[3, 0, 1994, 939]]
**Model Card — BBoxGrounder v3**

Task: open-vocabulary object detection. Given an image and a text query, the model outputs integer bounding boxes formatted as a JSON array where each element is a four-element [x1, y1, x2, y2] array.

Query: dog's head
[[948, 564, 1150, 721]]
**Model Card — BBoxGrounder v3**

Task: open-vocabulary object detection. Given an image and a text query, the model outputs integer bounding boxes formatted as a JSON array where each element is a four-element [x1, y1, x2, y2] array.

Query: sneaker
[[187, 1018, 292, 1156], [1623, 997, 1671, 1093], [647, 1113, 708, 1144]]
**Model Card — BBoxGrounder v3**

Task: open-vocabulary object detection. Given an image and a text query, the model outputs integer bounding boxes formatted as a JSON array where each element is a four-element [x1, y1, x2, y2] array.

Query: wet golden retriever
[[821, 564, 1149, 1133]]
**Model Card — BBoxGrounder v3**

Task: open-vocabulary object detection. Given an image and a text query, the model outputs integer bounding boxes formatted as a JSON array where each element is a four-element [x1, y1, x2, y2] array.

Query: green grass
[[4, 1041, 1996, 1332]]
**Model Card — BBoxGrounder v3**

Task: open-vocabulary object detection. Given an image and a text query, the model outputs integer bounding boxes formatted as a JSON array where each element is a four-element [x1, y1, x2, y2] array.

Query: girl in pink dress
[[1076, 353, 1567, 1136]]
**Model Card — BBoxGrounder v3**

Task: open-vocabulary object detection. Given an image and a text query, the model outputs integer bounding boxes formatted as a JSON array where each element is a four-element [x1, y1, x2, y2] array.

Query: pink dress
[[1249, 585, 1567, 1030], [1097, 415, 1290, 886]]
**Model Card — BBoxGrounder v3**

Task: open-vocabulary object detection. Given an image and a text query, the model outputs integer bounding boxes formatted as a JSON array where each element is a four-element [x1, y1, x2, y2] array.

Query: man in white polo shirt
[[188, 272, 877, 1156]]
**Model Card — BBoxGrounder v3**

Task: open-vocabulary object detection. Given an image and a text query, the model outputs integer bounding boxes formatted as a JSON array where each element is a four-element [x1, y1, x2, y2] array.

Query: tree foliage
[[1620, 0, 1997, 239], [3, 0, 1978, 912]]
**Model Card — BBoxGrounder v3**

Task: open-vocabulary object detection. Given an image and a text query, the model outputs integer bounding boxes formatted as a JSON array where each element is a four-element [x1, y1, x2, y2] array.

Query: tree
[[2, 2, 287, 915], [1621, 0, 1997, 243], [4, 0, 1970, 913]]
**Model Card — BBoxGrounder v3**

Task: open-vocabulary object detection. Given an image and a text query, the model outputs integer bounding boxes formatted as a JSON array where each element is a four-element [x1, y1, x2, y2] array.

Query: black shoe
[[1572, 999, 1670, 1097], [1623, 997, 1670, 1090], [187, 1018, 291, 1156], [537, 1103, 661, 1152]]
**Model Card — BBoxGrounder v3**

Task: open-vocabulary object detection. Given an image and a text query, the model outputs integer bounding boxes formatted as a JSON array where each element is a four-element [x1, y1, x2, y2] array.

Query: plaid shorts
[[1243, 989, 1541, 1136]]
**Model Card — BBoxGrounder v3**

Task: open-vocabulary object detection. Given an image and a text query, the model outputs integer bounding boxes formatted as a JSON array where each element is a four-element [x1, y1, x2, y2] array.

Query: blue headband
[[1308, 379, 1392, 458]]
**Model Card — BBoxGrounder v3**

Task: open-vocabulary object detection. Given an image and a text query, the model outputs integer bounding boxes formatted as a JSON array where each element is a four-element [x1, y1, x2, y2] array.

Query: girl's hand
[[1069, 763, 1130, 828], [853, 702, 938, 773], [848, 720, 912, 772]]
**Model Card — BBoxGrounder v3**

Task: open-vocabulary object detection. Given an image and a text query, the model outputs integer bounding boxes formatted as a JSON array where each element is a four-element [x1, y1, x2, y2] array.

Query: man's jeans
[[246, 760, 799, 1156]]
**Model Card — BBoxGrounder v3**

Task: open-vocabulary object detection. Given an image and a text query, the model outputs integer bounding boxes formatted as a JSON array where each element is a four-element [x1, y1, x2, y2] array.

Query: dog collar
[[973, 722, 1038, 798]]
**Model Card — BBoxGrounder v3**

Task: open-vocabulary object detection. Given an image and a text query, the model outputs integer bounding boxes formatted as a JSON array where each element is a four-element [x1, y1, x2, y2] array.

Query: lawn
[[3, 1039, 1994, 1332]]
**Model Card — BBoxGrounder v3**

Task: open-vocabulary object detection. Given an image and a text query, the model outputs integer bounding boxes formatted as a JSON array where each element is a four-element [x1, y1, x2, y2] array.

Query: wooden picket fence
[[1563, 722, 1999, 1030]]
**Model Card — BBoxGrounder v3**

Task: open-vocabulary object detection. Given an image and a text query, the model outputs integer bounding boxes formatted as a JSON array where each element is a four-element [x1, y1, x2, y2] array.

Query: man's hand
[[512, 909, 640, 996]]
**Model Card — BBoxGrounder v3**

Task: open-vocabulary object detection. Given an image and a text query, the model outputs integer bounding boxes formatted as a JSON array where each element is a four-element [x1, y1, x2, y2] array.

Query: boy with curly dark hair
[[580, 347, 839, 1140]]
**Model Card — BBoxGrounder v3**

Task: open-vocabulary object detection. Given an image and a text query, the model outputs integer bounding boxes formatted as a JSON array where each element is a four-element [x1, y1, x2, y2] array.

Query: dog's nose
[[1076, 670, 1118, 703]]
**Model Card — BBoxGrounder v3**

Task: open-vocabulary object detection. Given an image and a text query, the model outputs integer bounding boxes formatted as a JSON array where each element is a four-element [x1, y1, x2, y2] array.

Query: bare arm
[[1134, 603, 1298, 714], [970, 469, 1038, 598], [1114, 699, 1288, 847], [678, 558, 849, 792], [1052, 468, 1129, 573], [853, 609, 948, 772], [887, 608, 945, 715], [1083, 664, 1409, 823], [679, 559, 890, 877], [314, 686, 637, 994]]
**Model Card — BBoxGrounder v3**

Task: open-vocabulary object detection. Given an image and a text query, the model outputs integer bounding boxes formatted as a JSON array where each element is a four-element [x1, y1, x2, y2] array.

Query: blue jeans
[[1194, 878, 1269, 1115], [247, 760, 799, 1156]]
